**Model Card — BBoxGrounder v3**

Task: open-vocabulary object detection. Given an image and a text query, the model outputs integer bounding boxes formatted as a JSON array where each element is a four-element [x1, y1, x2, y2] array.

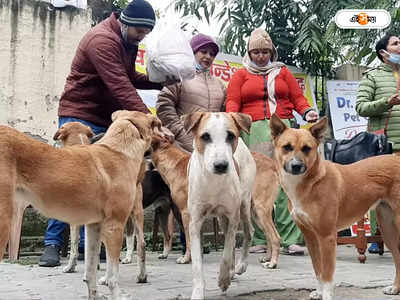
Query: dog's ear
[[111, 110, 126, 122], [85, 126, 95, 139], [53, 126, 65, 141], [182, 112, 204, 134], [229, 112, 252, 134], [309, 117, 328, 143], [270, 113, 288, 139]]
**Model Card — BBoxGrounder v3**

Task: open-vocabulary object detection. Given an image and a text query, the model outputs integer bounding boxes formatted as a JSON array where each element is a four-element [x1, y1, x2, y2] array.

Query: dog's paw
[[309, 290, 322, 300], [261, 261, 277, 269], [136, 274, 147, 284], [258, 255, 271, 263], [235, 262, 248, 275], [176, 256, 190, 264], [218, 273, 231, 292], [62, 263, 77, 273], [121, 257, 133, 264], [383, 285, 400, 295], [158, 253, 168, 260], [98, 276, 108, 286], [191, 287, 205, 300]]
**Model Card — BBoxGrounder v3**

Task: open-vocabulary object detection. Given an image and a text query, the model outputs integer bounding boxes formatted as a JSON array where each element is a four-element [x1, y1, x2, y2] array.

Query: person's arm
[[156, 82, 195, 152], [283, 68, 314, 118], [356, 73, 392, 117], [132, 72, 163, 90], [87, 37, 150, 113], [226, 70, 244, 112]]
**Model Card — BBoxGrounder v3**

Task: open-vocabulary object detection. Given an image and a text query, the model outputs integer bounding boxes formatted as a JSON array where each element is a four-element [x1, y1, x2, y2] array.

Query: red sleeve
[[87, 37, 150, 113], [283, 67, 311, 115], [226, 69, 245, 112]]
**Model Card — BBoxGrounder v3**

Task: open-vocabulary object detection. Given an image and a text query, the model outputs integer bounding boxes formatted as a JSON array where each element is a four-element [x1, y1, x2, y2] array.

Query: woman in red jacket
[[226, 28, 318, 255]]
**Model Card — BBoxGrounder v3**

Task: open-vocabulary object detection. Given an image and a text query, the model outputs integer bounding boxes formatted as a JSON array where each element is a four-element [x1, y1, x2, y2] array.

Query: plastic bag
[[146, 26, 196, 83]]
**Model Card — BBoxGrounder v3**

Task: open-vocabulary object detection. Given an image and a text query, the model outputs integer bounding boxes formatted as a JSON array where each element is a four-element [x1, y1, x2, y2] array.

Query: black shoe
[[39, 245, 61, 267]]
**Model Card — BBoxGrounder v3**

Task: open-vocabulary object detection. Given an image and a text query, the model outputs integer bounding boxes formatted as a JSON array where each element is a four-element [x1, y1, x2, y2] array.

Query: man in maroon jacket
[[39, 0, 165, 267]]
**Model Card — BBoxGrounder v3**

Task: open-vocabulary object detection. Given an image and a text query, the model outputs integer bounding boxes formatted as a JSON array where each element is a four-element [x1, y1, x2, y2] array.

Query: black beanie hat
[[120, 0, 156, 30]]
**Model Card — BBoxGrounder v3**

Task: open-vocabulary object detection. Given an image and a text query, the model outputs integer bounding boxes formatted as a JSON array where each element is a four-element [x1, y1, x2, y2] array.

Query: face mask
[[195, 62, 207, 72], [383, 50, 400, 65]]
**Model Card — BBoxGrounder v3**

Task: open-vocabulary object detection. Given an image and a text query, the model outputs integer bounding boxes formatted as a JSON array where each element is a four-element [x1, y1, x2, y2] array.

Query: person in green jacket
[[356, 33, 400, 253]]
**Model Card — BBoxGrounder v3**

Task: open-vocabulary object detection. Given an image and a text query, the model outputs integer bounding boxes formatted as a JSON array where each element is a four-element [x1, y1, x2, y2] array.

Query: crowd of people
[[36, 0, 400, 267]]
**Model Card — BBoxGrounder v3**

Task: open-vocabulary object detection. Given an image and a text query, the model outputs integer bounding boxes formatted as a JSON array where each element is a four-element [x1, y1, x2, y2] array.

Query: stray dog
[[184, 112, 256, 300], [52, 122, 95, 274], [0, 110, 161, 300], [150, 135, 189, 264], [270, 113, 400, 300], [251, 152, 280, 269], [122, 162, 175, 264]]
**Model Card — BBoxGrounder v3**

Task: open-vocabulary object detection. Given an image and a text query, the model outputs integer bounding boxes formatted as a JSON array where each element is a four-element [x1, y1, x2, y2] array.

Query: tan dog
[[251, 152, 280, 269], [0, 110, 160, 300], [184, 112, 256, 300], [151, 134, 191, 264], [52, 122, 95, 274], [270, 113, 400, 300]]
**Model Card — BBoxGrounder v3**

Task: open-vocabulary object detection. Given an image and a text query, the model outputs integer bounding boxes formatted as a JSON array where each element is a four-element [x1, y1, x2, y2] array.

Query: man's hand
[[388, 93, 400, 106], [305, 110, 319, 123], [160, 75, 180, 87]]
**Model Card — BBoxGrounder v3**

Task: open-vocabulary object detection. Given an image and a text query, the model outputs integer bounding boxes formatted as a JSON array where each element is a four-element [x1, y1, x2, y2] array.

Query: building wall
[[0, 0, 91, 142]]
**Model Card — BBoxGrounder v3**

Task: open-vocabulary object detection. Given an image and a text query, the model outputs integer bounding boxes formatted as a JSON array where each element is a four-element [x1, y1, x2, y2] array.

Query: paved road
[[0, 245, 398, 300]]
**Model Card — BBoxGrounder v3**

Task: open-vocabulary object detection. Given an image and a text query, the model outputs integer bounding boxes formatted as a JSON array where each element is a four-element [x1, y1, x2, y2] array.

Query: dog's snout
[[213, 161, 229, 174], [285, 158, 306, 175]]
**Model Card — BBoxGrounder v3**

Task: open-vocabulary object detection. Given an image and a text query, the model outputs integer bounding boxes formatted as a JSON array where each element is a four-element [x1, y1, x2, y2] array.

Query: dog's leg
[[190, 212, 206, 300], [219, 214, 239, 293], [300, 225, 323, 300], [63, 225, 79, 273], [158, 205, 173, 259], [0, 185, 13, 260], [318, 233, 337, 300], [121, 216, 135, 264], [83, 223, 101, 300], [236, 198, 254, 275], [132, 186, 147, 283], [376, 203, 400, 295], [101, 221, 126, 300], [177, 209, 191, 264]]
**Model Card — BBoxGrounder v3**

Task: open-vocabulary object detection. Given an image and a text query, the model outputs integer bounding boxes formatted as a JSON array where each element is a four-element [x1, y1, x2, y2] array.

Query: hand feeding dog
[[270, 113, 400, 300], [0, 110, 161, 300], [183, 112, 256, 300]]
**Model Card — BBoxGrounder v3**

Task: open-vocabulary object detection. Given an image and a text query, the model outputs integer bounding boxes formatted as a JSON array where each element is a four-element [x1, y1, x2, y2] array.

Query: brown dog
[[270, 113, 400, 300], [151, 134, 191, 264], [0, 110, 160, 300], [52, 122, 95, 274]]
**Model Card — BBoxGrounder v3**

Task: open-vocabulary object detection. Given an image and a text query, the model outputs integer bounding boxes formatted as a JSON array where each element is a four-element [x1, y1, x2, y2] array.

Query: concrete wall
[[0, 0, 91, 142]]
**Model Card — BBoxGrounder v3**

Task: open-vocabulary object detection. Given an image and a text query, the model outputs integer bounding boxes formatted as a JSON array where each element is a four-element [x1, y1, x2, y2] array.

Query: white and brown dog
[[270, 113, 400, 300], [0, 110, 161, 300], [183, 112, 256, 300]]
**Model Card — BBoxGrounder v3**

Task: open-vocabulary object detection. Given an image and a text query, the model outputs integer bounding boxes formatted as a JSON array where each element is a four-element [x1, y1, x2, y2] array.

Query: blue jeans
[[44, 117, 107, 248]]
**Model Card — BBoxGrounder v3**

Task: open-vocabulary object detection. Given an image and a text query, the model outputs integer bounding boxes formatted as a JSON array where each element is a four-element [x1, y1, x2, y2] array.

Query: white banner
[[327, 80, 368, 140]]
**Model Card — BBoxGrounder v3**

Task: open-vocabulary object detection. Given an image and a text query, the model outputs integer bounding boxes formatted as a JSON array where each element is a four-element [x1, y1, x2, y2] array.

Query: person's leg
[[368, 210, 379, 253], [274, 188, 305, 255], [39, 219, 67, 267]]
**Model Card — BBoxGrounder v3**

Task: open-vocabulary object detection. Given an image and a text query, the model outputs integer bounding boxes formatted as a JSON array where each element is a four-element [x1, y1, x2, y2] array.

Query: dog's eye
[[226, 131, 236, 143], [283, 144, 293, 152], [302, 145, 311, 154], [200, 132, 211, 142]]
